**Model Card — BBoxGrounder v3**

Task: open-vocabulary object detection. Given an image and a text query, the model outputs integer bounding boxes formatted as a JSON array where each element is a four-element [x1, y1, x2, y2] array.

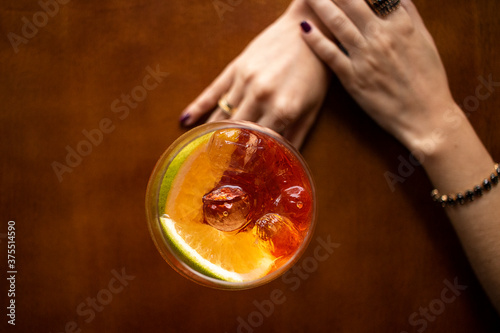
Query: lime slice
[[158, 133, 212, 214]]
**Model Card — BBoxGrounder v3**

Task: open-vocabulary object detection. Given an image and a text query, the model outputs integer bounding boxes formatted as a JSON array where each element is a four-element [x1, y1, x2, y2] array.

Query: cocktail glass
[[146, 120, 316, 290]]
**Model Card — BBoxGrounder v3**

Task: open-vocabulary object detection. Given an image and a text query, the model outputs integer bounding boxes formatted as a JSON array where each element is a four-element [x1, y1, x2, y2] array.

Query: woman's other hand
[[301, 0, 458, 153], [180, 0, 331, 149]]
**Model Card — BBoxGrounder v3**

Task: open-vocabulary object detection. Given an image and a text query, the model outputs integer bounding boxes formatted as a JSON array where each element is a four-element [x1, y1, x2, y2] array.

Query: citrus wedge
[[158, 133, 212, 214], [159, 129, 275, 282], [159, 215, 274, 282]]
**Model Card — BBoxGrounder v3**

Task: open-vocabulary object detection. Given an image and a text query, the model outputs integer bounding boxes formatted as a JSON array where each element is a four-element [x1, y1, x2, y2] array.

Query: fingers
[[206, 108, 230, 123], [336, 0, 378, 27], [400, 0, 426, 30], [283, 104, 320, 149], [304, 0, 367, 53], [231, 96, 263, 123], [400, 0, 434, 43], [301, 21, 352, 79], [180, 63, 235, 126], [306, 0, 374, 33], [257, 102, 295, 135], [207, 76, 247, 123]]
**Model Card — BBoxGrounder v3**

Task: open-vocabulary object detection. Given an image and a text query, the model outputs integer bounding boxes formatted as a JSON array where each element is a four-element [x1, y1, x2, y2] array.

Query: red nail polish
[[300, 21, 311, 33]]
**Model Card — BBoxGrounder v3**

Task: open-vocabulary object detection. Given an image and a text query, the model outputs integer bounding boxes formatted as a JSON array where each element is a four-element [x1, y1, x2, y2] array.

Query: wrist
[[404, 103, 464, 155], [406, 104, 494, 194], [397, 102, 466, 157]]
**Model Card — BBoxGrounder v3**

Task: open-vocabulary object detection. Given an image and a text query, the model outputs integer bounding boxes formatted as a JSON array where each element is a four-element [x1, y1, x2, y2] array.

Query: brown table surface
[[1, 0, 500, 332]]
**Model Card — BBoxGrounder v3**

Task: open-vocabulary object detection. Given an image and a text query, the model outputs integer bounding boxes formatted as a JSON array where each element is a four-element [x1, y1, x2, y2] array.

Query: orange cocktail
[[146, 121, 316, 289]]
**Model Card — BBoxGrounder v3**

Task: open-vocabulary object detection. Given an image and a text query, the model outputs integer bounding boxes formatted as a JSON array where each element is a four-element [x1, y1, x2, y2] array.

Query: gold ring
[[365, 0, 401, 17], [218, 94, 236, 116]]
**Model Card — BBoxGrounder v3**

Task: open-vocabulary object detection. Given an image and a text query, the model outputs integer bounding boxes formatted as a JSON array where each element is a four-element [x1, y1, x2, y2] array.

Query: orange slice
[[160, 129, 275, 282]]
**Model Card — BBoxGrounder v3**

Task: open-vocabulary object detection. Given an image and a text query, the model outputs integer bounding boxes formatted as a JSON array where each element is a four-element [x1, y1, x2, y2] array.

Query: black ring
[[365, 0, 401, 17]]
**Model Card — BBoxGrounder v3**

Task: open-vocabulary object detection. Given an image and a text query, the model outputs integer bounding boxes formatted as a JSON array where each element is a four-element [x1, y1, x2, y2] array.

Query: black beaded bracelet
[[431, 163, 499, 207]]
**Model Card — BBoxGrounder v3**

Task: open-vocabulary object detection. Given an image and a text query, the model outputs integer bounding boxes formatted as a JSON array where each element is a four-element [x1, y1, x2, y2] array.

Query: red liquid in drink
[[203, 128, 313, 259]]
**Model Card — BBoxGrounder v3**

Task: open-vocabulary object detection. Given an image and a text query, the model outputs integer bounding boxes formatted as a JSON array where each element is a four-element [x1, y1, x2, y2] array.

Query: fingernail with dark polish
[[300, 21, 311, 33], [179, 113, 190, 125]]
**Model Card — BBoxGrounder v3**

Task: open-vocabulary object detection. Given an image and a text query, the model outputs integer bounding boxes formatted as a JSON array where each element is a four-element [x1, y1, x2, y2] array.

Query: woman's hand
[[301, 0, 500, 313], [180, 0, 331, 149], [300, 0, 457, 152]]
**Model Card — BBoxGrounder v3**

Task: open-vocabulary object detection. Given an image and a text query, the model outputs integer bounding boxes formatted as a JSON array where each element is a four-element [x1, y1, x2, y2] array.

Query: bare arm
[[418, 105, 500, 311], [301, 0, 500, 311]]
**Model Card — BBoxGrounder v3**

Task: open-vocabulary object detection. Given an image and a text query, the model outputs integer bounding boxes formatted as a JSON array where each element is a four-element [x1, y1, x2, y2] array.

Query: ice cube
[[253, 213, 301, 258], [206, 129, 241, 174], [225, 130, 275, 176], [270, 149, 301, 190], [202, 185, 252, 232], [206, 129, 272, 177], [273, 186, 312, 231], [209, 129, 279, 220]]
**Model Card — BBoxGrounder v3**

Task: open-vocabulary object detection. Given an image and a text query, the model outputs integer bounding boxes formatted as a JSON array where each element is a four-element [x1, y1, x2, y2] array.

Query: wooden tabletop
[[1, 0, 499, 332]]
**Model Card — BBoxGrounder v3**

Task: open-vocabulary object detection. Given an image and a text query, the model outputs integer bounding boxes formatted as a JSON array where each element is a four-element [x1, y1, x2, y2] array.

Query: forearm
[[298, 0, 500, 314], [413, 104, 500, 311]]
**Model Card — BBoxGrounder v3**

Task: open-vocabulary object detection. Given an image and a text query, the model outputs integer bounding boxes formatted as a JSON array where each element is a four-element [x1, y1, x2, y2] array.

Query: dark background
[[1, 0, 500, 332]]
